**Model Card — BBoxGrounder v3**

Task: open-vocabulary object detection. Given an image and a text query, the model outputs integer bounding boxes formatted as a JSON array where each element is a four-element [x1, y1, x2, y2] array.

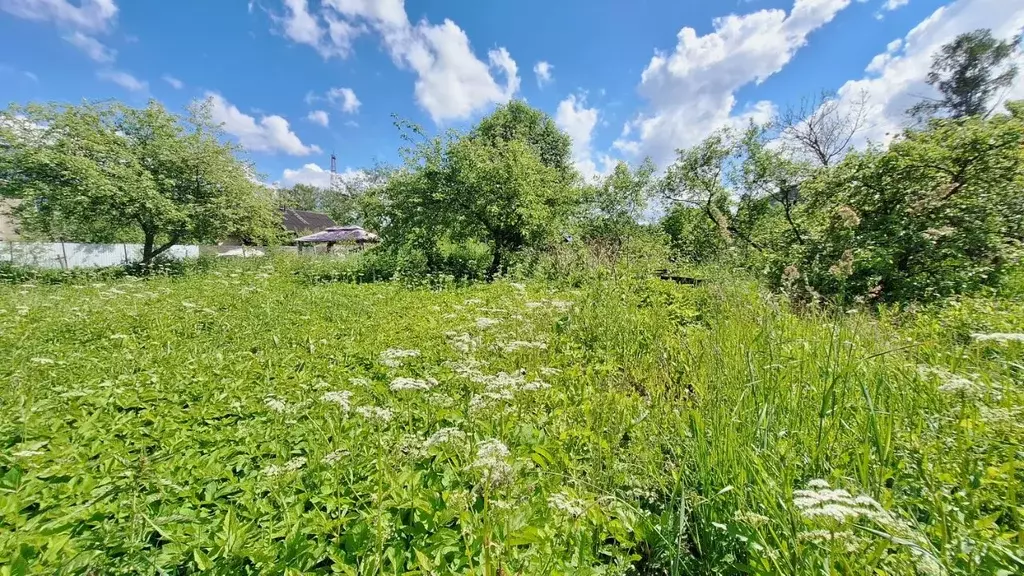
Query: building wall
[[0, 241, 198, 269]]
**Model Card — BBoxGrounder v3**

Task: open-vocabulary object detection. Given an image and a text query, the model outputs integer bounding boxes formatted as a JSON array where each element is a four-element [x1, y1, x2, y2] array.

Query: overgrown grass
[[1, 258, 1021, 574]]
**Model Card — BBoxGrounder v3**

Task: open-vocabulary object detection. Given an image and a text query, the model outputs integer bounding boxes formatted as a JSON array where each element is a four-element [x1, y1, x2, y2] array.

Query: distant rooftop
[[295, 226, 380, 243], [280, 207, 336, 235]]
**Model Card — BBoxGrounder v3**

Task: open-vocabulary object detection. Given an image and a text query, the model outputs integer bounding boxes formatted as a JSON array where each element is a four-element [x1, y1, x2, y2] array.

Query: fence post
[[60, 240, 68, 270], [123, 243, 129, 265]]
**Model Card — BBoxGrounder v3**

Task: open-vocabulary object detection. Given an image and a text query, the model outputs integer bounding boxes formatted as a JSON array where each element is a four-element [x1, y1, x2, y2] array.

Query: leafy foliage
[[909, 29, 1022, 121], [0, 99, 278, 263]]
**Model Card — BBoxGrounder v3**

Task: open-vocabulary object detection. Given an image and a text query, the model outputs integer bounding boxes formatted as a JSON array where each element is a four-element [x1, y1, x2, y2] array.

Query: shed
[[281, 207, 337, 237], [295, 226, 380, 251]]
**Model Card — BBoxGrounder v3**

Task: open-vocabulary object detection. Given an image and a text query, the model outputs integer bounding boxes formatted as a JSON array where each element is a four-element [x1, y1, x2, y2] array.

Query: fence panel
[[0, 242, 199, 269]]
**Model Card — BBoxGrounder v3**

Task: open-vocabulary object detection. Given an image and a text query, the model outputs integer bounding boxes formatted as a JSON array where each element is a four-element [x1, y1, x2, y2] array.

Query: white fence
[[0, 242, 199, 269]]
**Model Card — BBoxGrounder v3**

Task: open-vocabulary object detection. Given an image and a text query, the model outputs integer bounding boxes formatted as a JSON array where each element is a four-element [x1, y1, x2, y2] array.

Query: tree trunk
[[486, 245, 503, 281], [142, 232, 155, 265]]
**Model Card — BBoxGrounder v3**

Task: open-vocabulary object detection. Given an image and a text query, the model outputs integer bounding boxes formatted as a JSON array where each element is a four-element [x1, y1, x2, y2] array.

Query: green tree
[[375, 108, 578, 279], [473, 100, 575, 184], [0, 99, 278, 263], [909, 29, 1022, 120], [579, 158, 657, 248]]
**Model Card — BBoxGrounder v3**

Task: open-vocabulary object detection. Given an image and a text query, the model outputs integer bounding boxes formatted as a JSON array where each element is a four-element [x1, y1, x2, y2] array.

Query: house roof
[[280, 207, 336, 234], [295, 226, 380, 243]]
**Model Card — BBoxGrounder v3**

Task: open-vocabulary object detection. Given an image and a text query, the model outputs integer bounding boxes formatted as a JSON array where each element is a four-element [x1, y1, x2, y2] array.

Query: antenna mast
[[329, 152, 342, 193]]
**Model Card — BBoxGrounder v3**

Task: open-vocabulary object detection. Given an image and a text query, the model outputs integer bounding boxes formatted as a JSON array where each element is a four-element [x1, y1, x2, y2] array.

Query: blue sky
[[2, 0, 1022, 189]]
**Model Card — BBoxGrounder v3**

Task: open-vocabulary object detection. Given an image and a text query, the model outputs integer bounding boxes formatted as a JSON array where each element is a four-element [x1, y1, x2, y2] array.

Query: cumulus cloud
[[883, 0, 910, 12], [96, 69, 147, 92], [162, 75, 184, 89], [280, 162, 364, 188], [615, 0, 852, 167], [0, 0, 117, 32], [205, 92, 321, 156], [534, 61, 553, 87], [274, 0, 520, 123], [307, 110, 330, 126], [834, 0, 1024, 147], [63, 30, 115, 62], [327, 87, 361, 113], [555, 94, 616, 181]]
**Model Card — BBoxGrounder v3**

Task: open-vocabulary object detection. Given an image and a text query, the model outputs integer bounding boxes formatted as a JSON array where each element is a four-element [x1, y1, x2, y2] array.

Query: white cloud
[[615, 0, 852, 166], [280, 162, 363, 188], [63, 31, 115, 62], [307, 110, 330, 126], [835, 0, 1024, 147], [97, 69, 147, 92], [327, 87, 361, 113], [205, 92, 321, 156], [534, 61, 553, 87], [162, 75, 184, 89], [883, 0, 909, 11], [276, 0, 365, 58], [277, 0, 520, 123], [555, 94, 616, 181], [0, 0, 117, 32], [23, 71, 38, 82]]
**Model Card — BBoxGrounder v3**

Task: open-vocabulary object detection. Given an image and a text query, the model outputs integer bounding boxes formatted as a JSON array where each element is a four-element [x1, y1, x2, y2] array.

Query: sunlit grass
[[1, 258, 1021, 574]]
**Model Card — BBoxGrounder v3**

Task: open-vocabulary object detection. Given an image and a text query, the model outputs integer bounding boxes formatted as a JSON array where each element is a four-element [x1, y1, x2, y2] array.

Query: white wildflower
[[521, 380, 550, 391], [262, 456, 306, 477], [548, 300, 572, 311], [30, 357, 55, 365], [355, 406, 393, 423], [475, 317, 501, 329], [424, 427, 467, 449], [321, 391, 353, 410], [446, 331, 480, 354], [807, 479, 831, 489], [496, 340, 547, 352], [971, 332, 1024, 343], [540, 367, 562, 376], [548, 492, 587, 518], [350, 377, 371, 387], [389, 377, 437, 391], [473, 439, 513, 486], [264, 397, 289, 413], [379, 348, 420, 368], [322, 449, 349, 465], [426, 392, 456, 408]]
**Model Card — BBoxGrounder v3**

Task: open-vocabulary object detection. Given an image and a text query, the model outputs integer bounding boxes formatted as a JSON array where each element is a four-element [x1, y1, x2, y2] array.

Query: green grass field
[[2, 259, 1022, 575]]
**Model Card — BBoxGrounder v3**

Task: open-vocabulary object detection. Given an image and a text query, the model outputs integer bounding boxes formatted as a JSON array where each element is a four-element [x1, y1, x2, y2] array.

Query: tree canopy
[[0, 99, 278, 263]]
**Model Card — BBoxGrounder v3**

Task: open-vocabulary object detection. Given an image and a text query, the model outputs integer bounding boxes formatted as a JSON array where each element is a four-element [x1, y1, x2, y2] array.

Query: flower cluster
[[495, 340, 547, 352], [389, 377, 437, 391], [475, 317, 502, 329], [971, 332, 1024, 343], [355, 405, 394, 423], [322, 449, 348, 465], [262, 456, 306, 477], [379, 348, 421, 368], [548, 492, 586, 518], [424, 427, 467, 449], [264, 396, 289, 413], [321, 390, 353, 410], [473, 439, 512, 486], [446, 331, 480, 354]]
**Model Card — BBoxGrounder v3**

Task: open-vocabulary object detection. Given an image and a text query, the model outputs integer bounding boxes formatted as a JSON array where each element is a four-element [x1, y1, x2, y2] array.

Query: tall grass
[[0, 257, 1020, 574]]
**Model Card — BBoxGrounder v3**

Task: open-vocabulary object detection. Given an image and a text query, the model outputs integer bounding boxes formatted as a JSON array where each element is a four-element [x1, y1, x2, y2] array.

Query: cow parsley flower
[[548, 492, 586, 518], [496, 340, 547, 352], [424, 427, 467, 449], [355, 406, 393, 423], [475, 317, 501, 329], [322, 449, 348, 465], [350, 377, 370, 387], [379, 348, 420, 368], [473, 439, 513, 486], [540, 367, 562, 376], [321, 391, 353, 410], [446, 332, 480, 354], [262, 456, 306, 477], [389, 377, 437, 391], [264, 396, 289, 413]]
